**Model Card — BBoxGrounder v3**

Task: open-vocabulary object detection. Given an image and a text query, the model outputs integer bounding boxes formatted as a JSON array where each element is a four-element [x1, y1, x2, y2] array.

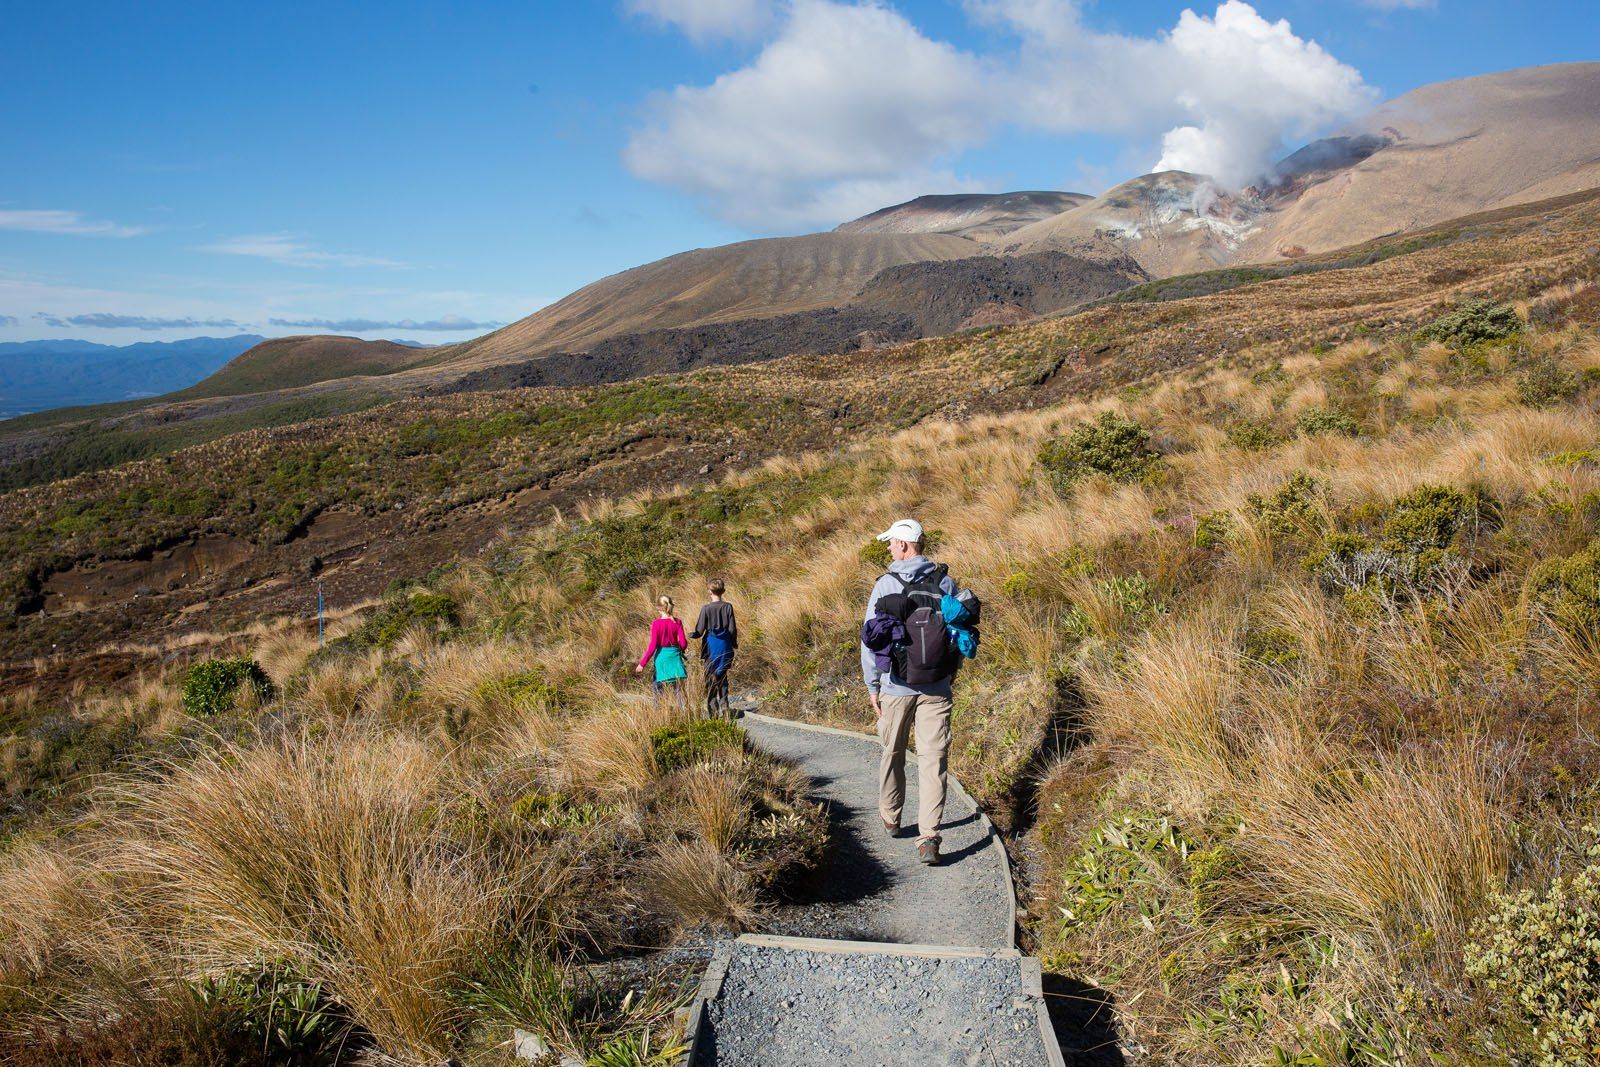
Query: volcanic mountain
[[6, 62, 1600, 493], [1002, 62, 1600, 274]]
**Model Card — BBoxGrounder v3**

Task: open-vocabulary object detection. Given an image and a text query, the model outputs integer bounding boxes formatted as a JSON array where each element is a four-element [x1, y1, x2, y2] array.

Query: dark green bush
[[1037, 412, 1163, 491], [1301, 484, 1487, 606], [650, 719, 745, 773], [1295, 406, 1360, 438], [509, 791, 605, 829], [1415, 299, 1523, 347], [182, 659, 275, 717], [478, 669, 559, 710]]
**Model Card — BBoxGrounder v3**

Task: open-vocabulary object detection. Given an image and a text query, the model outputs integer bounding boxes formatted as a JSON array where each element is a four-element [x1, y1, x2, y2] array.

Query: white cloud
[[200, 234, 407, 269], [624, 0, 776, 42], [0, 209, 146, 237], [625, 1, 994, 228], [978, 0, 1377, 189], [268, 314, 505, 332], [625, 0, 1377, 227]]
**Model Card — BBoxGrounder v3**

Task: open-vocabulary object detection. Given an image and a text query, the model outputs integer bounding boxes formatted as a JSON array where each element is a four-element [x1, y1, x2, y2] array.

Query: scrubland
[[3, 196, 1600, 1063], [0, 598, 825, 1064]]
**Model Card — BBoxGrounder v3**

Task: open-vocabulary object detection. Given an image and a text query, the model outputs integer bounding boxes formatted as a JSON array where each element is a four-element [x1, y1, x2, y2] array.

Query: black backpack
[[886, 565, 954, 686]]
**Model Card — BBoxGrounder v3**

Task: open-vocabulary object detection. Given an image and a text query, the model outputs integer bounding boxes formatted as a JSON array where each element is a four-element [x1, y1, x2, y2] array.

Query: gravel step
[[687, 936, 1062, 1067]]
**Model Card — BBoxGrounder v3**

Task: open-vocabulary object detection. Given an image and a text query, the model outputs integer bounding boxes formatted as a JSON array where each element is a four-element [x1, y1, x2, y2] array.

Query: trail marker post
[[317, 580, 325, 647]]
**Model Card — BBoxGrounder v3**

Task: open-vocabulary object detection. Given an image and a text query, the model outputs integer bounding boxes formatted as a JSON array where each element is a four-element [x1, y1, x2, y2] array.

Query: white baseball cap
[[876, 518, 924, 544]]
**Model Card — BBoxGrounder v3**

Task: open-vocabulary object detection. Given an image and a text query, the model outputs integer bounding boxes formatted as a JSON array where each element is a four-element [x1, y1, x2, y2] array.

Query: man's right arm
[[861, 575, 888, 701]]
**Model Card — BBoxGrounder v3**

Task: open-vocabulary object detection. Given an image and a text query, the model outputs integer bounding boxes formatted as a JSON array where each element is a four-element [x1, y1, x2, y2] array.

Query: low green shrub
[[192, 962, 354, 1065], [182, 659, 275, 717], [1295, 406, 1360, 438], [1530, 539, 1600, 636], [1037, 412, 1163, 491], [1465, 844, 1600, 1066], [1380, 484, 1485, 557], [1302, 484, 1487, 607], [1225, 418, 1286, 452], [350, 591, 459, 649], [650, 719, 745, 773], [1242, 627, 1300, 668], [1517, 360, 1596, 408], [510, 791, 606, 829], [1416, 299, 1524, 347], [1194, 510, 1232, 550], [477, 669, 559, 711], [1247, 472, 1325, 536]]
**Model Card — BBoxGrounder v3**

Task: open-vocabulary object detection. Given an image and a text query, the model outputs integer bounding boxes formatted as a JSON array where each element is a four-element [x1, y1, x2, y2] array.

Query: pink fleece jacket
[[639, 616, 687, 667]]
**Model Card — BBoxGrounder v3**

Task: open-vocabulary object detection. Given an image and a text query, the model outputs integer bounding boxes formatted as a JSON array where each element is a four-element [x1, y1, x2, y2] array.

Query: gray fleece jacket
[[861, 555, 959, 698]]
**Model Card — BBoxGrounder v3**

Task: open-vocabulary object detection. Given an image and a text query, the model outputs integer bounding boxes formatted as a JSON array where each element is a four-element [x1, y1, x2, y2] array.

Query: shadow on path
[[1042, 973, 1127, 1066], [773, 792, 896, 907]]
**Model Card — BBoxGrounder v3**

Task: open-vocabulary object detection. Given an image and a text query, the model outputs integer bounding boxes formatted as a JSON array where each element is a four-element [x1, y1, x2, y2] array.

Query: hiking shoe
[[917, 837, 941, 865], [882, 817, 899, 838]]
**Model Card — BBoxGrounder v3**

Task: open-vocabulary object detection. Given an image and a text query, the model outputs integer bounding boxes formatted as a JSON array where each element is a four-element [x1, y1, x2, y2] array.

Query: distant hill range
[[4, 62, 1598, 480], [0, 335, 264, 418]]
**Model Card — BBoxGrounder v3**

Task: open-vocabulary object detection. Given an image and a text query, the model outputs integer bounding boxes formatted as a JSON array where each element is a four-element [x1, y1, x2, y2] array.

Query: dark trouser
[[704, 653, 733, 718]]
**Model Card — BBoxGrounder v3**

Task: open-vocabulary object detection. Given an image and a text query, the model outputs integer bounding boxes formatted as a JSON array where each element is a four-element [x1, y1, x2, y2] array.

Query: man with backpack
[[861, 518, 973, 866]]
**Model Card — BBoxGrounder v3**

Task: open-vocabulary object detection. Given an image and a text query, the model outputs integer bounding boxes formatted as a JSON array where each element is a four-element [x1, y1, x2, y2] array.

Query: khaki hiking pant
[[877, 692, 952, 842]]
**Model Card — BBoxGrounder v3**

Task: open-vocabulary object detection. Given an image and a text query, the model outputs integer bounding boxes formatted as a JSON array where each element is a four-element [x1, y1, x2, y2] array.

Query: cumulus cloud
[[624, 0, 775, 42], [201, 234, 407, 269], [625, 1, 994, 229], [0, 209, 146, 237], [36, 313, 246, 330], [625, 0, 1376, 227], [268, 315, 504, 332]]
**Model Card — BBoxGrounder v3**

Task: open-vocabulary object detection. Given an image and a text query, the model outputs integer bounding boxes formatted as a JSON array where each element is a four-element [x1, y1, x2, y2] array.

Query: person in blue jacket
[[689, 578, 738, 718]]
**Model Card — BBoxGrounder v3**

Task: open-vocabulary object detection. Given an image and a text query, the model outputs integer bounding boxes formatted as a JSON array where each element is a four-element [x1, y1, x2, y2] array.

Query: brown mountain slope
[[5, 186, 1598, 673], [1242, 61, 1600, 261], [179, 335, 440, 399], [449, 231, 978, 368], [1004, 61, 1600, 275], [834, 191, 1090, 240]]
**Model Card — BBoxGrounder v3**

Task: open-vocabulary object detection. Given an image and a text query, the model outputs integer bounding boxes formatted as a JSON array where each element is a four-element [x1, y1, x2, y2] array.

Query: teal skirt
[[652, 644, 687, 683]]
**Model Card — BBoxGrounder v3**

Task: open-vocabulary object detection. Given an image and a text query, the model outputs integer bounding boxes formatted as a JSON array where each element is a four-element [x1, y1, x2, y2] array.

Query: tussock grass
[[646, 839, 759, 931], [117, 729, 501, 1059], [8, 209, 1600, 1062]]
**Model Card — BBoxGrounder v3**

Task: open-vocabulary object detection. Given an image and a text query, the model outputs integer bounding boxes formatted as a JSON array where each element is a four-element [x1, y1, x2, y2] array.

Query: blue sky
[[0, 0, 1594, 345]]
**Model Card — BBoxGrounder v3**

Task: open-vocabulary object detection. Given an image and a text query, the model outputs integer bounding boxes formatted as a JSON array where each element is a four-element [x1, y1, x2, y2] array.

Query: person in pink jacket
[[634, 594, 689, 710]]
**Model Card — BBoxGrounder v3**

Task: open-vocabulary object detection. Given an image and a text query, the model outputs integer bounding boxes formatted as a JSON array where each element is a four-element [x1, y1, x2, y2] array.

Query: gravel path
[[682, 713, 1061, 1066], [743, 712, 1013, 949], [696, 939, 1050, 1067]]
